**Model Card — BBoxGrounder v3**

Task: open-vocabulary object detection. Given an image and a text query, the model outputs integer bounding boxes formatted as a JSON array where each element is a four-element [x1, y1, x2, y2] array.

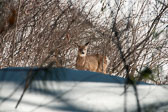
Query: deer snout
[[81, 51, 85, 54]]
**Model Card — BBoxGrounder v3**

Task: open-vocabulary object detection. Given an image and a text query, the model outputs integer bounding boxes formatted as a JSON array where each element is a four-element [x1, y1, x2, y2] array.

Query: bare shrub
[[0, 0, 167, 84]]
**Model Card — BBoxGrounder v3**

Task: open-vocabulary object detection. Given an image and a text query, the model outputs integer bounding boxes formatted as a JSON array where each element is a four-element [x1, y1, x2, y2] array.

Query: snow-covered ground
[[0, 67, 168, 112]]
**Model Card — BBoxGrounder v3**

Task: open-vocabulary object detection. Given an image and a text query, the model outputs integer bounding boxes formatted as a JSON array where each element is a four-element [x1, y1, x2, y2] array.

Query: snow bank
[[0, 67, 168, 112]]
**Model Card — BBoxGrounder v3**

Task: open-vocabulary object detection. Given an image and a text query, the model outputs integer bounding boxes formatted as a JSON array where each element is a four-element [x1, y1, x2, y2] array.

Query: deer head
[[77, 42, 89, 57]]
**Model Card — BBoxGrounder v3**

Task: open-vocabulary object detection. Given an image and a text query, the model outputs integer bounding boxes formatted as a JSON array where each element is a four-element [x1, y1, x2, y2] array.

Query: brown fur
[[76, 42, 109, 74]]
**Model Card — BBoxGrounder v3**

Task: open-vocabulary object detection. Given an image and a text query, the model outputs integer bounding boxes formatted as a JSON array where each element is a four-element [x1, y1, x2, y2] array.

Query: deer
[[76, 42, 110, 74]]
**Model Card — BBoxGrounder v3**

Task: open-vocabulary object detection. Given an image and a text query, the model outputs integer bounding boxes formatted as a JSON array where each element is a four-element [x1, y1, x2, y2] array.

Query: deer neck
[[77, 55, 86, 66]]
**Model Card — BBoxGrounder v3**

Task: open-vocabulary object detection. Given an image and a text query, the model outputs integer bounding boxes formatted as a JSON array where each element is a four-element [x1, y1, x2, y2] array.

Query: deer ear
[[85, 42, 90, 46]]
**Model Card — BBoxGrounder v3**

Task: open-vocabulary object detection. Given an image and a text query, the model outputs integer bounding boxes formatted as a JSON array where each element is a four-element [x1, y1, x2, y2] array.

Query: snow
[[0, 67, 168, 112]]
